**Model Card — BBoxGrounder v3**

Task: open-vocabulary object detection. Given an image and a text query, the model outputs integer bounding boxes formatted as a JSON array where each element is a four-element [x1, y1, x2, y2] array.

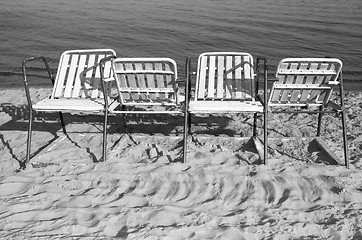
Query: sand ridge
[[0, 88, 361, 239]]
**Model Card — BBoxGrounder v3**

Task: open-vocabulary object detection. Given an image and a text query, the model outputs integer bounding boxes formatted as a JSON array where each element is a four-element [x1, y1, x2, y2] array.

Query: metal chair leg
[[317, 106, 323, 137], [263, 58, 268, 165], [341, 109, 349, 168], [339, 77, 349, 168], [58, 112, 66, 134], [24, 109, 34, 169], [264, 111, 268, 165], [253, 113, 258, 137], [187, 114, 192, 135], [102, 110, 108, 162], [183, 110, 188, 163]]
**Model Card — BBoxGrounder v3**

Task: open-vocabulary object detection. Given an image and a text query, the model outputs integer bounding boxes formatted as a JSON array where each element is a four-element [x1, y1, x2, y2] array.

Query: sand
[[0, 87, 361, 239]]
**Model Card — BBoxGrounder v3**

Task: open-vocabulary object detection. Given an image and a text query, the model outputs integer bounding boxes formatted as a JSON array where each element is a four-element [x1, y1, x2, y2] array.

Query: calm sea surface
[[1, 0, 361, 89]]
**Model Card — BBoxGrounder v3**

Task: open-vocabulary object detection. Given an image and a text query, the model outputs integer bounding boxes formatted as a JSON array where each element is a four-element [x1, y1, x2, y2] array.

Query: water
[[1, 0, 361, 89]]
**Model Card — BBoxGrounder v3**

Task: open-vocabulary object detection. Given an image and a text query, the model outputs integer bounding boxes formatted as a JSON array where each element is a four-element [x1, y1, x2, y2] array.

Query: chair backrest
[[112, 58, 179, 106], [268, 58, 343, 107], [51, 49, 116, 99], [195, 52, 255, 101]]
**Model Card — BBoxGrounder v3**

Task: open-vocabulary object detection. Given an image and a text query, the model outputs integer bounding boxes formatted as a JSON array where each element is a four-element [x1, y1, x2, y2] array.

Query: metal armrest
[[99, 55, 117, 108], [22, 56, 54, 109], [268, 78, 279, 82], [103, 77, 115, 83], [256, 93, 265, 106]]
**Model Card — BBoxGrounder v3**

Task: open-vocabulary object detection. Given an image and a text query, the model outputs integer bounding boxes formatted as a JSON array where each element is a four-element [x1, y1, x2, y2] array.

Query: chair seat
[[33, 98, 108, 112], [189, 100, 263, 113]]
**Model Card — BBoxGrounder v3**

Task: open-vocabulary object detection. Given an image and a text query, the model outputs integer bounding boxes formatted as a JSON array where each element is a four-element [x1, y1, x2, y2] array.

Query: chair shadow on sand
[[1, 103, 239, 167], [0, 103, 84, 167], [1, 103, 341, 167]]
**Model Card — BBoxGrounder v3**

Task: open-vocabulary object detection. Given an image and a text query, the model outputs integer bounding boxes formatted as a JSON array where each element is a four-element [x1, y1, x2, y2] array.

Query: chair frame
[[264, 58, 349, 168], [184, 52, 268, 163], [22, 49, 116, 169], [100, 57, 187, 162]]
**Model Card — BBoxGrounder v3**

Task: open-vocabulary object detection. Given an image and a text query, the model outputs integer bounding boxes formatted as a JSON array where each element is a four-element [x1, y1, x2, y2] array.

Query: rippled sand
[[0, 88, 361, 239]]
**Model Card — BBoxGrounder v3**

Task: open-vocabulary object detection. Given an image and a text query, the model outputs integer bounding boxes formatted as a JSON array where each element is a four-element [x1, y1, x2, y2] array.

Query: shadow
[[308, 139, 339, 166], [0, 103, 237, 166], [115, 112, 234, 136], [0, 103, 108, 167], [237, 138, 263, 165], [0, 133, 19, 161]]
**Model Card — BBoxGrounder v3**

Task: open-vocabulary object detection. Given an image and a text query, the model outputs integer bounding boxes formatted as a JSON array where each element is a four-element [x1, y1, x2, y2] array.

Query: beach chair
[[264, 58, 349, 167], [22, 49, 117, 169], [100, 57, 186, 161], [184, 52, 267, 163]]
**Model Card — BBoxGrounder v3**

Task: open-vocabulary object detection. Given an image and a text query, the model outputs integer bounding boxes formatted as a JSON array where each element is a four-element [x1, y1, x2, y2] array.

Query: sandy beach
[[0, 87, 361, 239]]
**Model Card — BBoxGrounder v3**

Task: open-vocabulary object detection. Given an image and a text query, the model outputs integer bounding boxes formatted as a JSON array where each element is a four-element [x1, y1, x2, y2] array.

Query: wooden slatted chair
[[265, 58, 349, 167], [22, 49, 117, 169], [184, 52, 266, 163], [101, 57, 186, 161]]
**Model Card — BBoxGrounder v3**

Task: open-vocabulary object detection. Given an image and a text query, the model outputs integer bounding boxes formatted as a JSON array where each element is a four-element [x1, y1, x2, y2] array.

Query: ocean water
[[0, 0, 361, 89]]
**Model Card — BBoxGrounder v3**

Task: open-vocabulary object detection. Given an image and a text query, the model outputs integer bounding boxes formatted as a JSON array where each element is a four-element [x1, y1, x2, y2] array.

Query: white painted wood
[[72, 54, 87, 98], [224, 56, 233, 99], [197, 55, 208, 100], [112, 58, 178, 108], [235, 56, 242, 98], [189, 100, 263, 113], [216, 56, 223, 99], [91, 54, 105, 98], [64, 54, 79, 98], [269, 58, 343, 107], [53, 53, 70, 98], [82, 54, 96, 98]]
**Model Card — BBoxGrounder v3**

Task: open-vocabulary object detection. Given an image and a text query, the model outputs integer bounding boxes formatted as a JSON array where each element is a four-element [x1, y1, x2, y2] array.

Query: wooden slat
[[33, 98, 105, 112], [197, 56, 208, 100], [135, 63, 147, 100], [82, 54, 96, 98], [319, 63, 336, 102], [244, 55, 252, 95], [216, 56, 224, 99], [207, 56, 216, 99], [72, 54, 87, 98], [118, 88, 175, 93], [298, 62, 317, 102], [189, 100, 263, 113], [279, 63, 298, 103], [124, 63, 139, 101], [278, 69, 337, 75], [54, 53, 71, 98], [64, 54, 80, 98], [116, 63, 131, 102], [164, 62, 176, 101], [155, 63, 165, 99], [117, 70, 174, 74], [145, 63, 156, 99], [273, 84, 330, 89], [235, 56, 242, 99], [304, 63, 321, 103], [270, 62, 287, 103], [290, 63, 308, 103], [313, 63, 330, 103], [225, 56, 233, 99], [91, 54, 105, 98]]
